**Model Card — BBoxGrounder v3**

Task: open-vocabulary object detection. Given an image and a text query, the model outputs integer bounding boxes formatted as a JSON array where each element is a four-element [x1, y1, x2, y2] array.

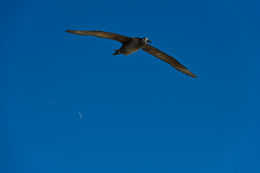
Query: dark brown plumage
[[66, 30, 197, 78], [66, 30, 131, 43], [142, 45, 197, 78]]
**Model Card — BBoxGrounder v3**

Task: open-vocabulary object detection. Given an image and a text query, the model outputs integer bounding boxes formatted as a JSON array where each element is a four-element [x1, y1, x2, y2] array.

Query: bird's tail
[[112, 49, 120, 55]]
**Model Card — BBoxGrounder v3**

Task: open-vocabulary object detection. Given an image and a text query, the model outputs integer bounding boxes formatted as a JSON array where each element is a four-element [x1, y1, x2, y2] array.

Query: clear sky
[[1, 0, 260, 172]]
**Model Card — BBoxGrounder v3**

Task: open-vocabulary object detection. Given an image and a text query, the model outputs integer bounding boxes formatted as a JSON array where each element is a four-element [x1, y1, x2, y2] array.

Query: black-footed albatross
[[66, 30, 197, 78]]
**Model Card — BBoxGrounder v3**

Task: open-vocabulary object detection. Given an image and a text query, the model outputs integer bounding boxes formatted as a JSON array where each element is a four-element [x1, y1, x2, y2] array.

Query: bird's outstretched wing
[[66, 30, 131, 43], [142, 44, 197, 78]]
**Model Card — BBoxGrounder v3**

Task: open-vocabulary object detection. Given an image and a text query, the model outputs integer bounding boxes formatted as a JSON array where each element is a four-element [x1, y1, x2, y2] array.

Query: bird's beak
[[147, 40, 152, 43]]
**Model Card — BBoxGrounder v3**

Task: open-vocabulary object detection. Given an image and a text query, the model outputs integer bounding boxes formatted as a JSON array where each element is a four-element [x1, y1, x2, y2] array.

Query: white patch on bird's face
[[141, 37, 149, 43]]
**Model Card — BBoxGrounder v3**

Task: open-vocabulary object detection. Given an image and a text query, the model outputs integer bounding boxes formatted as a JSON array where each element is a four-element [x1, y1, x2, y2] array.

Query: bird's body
[[66, 30, 197, 78], [115, 37, 148, 55]]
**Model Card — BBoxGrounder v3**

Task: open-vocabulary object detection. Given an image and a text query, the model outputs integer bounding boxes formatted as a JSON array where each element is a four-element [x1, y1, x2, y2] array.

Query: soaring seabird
[[66, 30, 197, 78]]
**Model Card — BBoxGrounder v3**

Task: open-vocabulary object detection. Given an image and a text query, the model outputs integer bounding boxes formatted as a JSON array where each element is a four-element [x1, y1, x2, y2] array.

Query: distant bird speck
[[66, 30, 197, 78], [78, 112, 83, 119]]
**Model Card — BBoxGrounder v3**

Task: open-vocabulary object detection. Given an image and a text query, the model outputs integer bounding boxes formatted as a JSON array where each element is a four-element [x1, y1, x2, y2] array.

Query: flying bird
[[66, 30, 197, 78]]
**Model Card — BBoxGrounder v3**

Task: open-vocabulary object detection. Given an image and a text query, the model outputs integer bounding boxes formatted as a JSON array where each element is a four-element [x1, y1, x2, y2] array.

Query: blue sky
[[1, 0, 260, 172]]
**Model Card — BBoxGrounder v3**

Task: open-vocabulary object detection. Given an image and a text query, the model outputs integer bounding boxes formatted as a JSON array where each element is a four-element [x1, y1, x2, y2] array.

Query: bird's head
[[141, 37, 152, 43]]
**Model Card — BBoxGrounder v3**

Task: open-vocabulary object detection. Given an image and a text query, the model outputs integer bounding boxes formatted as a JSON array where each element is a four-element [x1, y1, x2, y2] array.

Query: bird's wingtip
[[66, 30, 73, 33], [181, 69, 198, 78], [191, 74, 198, 78], [66, 30, 82, 35]]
